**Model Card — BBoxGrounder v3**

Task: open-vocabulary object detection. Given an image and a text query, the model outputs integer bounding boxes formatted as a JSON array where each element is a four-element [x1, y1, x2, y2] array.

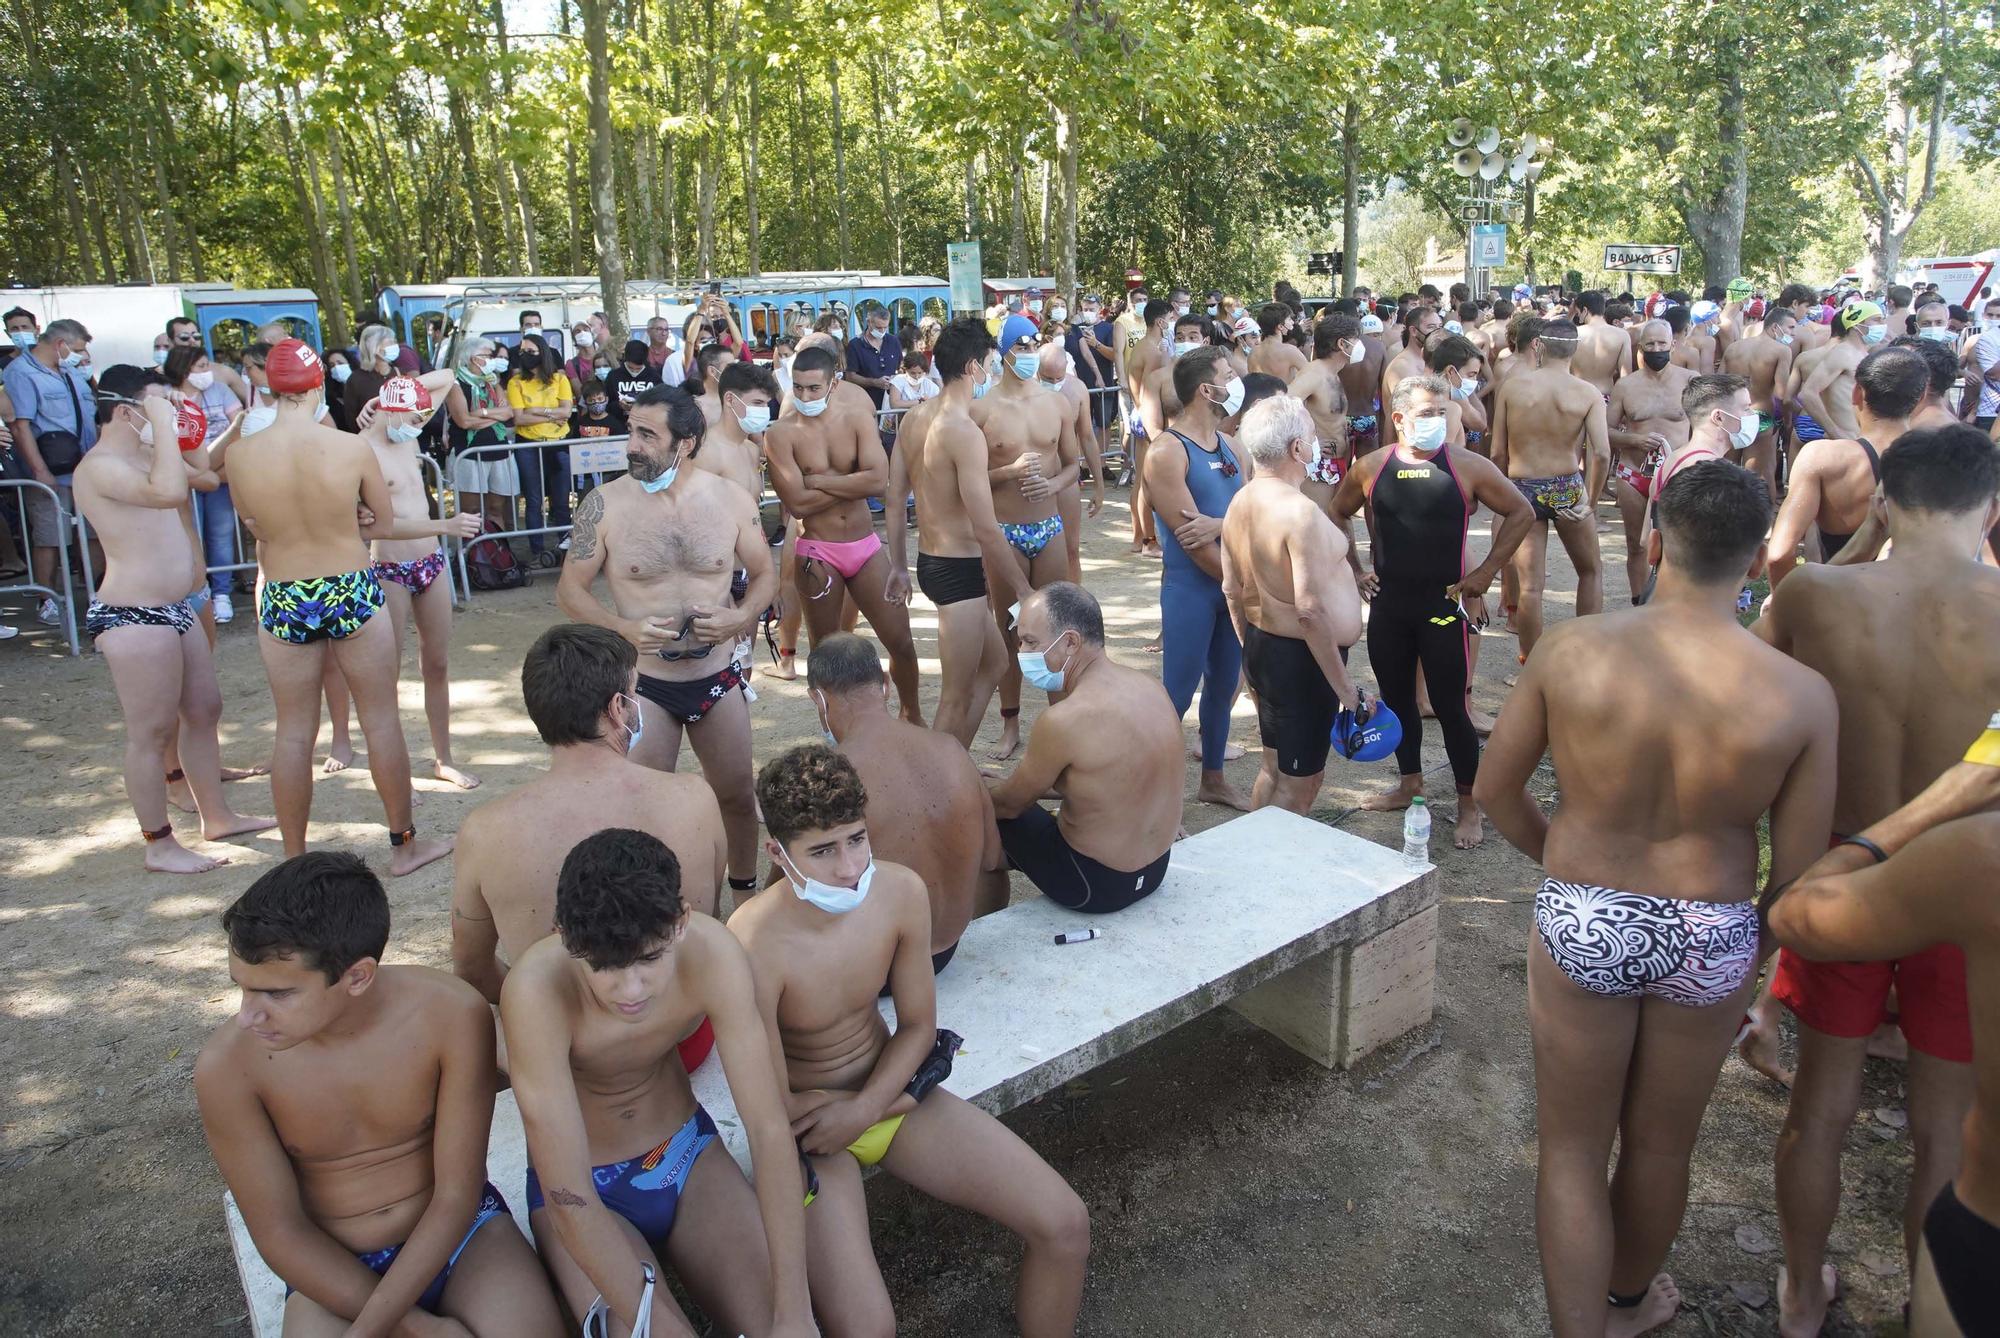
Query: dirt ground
[[0, 491, 1922, 1336]]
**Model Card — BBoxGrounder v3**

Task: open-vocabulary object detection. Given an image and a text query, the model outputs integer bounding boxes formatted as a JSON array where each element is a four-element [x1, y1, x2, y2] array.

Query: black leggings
[[1365, 580, 1480, 791], [996, 803, 1169, 914]]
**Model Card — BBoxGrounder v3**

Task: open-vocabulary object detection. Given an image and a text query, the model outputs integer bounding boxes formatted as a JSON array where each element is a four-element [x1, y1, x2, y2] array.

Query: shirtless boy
[[1719, 303, 1797, 496], [1379, 305, 1443, 448], [1288, 315, 1359, 512], [987, 583, 1182, 912], [1756, 426, 2000, 1335], [1222, 396, 1364, 816], [1490, 320, 1611, 658], [1124, 300, 1177, 554], [1475, 462, 1836, 1338], [1797, 301, 1886, 443], [197, 853, 564, 1337], [452, 624, 725, 1068], [502, 828, 814, 1337], [1340, 312, 1390, 456], [1606, 322, 1696, 602], [73, 367, 272, 872], [884, 318, 1022, 746], [1569, 291, 1633, 400], [223, 340, 457, 874], [1249, 302, 1308, 384], [1039, 343, 1105, 585], [557, 385, 775, 896], [978, 315, 1081, 759]]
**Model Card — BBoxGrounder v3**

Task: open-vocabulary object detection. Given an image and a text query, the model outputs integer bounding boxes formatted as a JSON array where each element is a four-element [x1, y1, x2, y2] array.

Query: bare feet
[[166, 777, 197, 813], [1197, 776, 1253, 812], [899, 705, 928, 729], [202, 811, 278, 842], [1452, 804, 1483, 849], [1468, 706, 1497, 736], [145, 836, 226, 875], [769, 653, 798, 682], [434, 762, 481, 790], [1141, 637, 1163, 654], [1417, 692, 1435, 719], [1143, 542, 1162, 558], [389, 834, 455, 877], [1777, 1263, 1838, 1338], [220, 764, 271, 782], [1359, 784, 1420, 813], [323, 740, 355, 774], [987, 717, 1022, 762], [1737, 1010, 1795, 1088], [1189, 740, 1245, 762], [1865, 1021, 1908, 1062], [1605, 1274, 1680, 1338]]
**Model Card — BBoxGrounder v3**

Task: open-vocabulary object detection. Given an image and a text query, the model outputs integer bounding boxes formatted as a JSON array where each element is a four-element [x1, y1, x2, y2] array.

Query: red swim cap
[[175, 395, 208, 453], [377, 376, 432, 413], [266, 338, 325, 394]]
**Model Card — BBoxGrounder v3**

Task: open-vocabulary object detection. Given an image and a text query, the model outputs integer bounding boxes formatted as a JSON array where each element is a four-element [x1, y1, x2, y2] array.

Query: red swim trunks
[[676, 1015, 715, 1072]]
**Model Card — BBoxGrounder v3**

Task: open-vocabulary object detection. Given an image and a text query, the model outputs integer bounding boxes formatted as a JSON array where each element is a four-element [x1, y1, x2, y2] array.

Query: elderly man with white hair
[[1327, 373, 1534, 847]]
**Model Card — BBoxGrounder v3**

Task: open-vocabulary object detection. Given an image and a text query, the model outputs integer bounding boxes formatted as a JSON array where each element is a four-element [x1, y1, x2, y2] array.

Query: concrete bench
[[227, 806, 1437, 1334]]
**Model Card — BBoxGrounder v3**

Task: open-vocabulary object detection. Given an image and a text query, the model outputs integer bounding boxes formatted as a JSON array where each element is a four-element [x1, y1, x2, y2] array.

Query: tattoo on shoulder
[[569, 489, 604, 559], [548, 1187, 589, 1208]]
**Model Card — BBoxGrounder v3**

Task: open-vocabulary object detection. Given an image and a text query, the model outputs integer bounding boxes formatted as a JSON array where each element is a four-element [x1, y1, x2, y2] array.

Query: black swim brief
[[916, 552, 987, 607], [634, 660, 746, 725], [1924, 1180, 2000, 1336], [85, 598, 196, 639], [878, 939, 961, 999], [1241, 623, 1343, 778], [996, 802, 1169, 914]]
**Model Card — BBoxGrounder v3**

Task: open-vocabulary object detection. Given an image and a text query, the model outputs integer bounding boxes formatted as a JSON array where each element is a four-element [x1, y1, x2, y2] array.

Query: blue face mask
[[617, 691, 644, 753], [9, 331, 33, 351], [1010, 353, 1039, 380], [971, 363, 994, 399], [795, 394, 829, 417], [635, 445, 683, 493], [811, 690, 837, 746], [734, 398, 772, 434], [1920, 327, 1955, 344], [61, 349, 85, 368], [779, 848, 875, 914], [1018, 632, 1073, 693], [152, 347, 169, 366], [1449, 375, 1478, 401], [1861, 326, 1887, 345]]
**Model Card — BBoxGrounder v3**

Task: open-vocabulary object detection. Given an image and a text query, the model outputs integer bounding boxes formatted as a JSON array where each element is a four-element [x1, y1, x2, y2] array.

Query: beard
[[627, 452, 666, 481]]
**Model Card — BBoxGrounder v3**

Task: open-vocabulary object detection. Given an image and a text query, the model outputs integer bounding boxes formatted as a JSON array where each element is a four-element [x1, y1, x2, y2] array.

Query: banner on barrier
[[571, 440, 628, 476]]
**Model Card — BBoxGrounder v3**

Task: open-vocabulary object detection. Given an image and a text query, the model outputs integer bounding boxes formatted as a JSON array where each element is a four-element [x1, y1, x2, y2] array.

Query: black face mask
[[1641, 350, 1673, 371]]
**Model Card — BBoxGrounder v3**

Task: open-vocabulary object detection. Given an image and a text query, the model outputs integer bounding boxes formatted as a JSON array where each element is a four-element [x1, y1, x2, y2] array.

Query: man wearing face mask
[[1962, 295, 2000, 430], [5, 317, 98, 624], [1379, 304, 1442, 448], [699, 361, 775, 499], [1634, 374, 1761, 600], [1121, 298, 1176, 554], [223, 340, 454, 876], [72, 366, 274, 873], [976, 316, 1081, 760], [1288, 314, 1360, 511], [1331, 377, 1533, 846], [986, 583, 1183, 911], [1490, 318, 1610, 660], [844, 305, 902, 412], [1720, 306, 1797, 500], [1893, 336, 1963, 432], [1798, 300, 1886, 444], [2, 306, 38, 370], [1606, 321, 1698, 602], [605, 337, 663, 416], [564, 322, 599, 392], [451, 625, 724, 1073], [687, 341, 737, 432], [558, 386, 777, 898], [731, 743, 1089, 1335], [1039, 343, 1106, 585], [1767, 346, 1926, 587]]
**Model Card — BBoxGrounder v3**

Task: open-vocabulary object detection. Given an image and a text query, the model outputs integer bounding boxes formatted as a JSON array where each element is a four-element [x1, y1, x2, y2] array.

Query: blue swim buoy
[[1333, 697, 1402, 763]]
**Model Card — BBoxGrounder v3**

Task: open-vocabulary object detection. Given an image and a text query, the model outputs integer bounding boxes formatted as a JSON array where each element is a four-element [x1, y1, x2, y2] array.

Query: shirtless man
[[1606, 323, 1697, 602], [1767, 346, 1925, 588], [1881, 282, 1915, 341], [1289, 315, 1359, 512], [73, 367, 272, 872], [986, 583, 1182, 912], [1250, 302, 1308, 384], [1681, 299, 1721, 374], [1038, 343, 1105, 585], [1895, 334, 1962, 432], [1475, 461, 1837, 1338], [885, 318, 1020, 745], [1218, 394, 1366, 816], [977, 315, 1081, 759], [1332, 376, 1532, 845], [501, 829, 814, 1337], [1720, 304, 1797, 497], [765, 345, 925, 725], [223, 339, 456, 875], [1379, 304, 1443, 448], [556, 385, 776, 898], [1756, 426, 2000, 1335], [1776, 284, 1830, 358], [1569, 292, 1633, 400], [1123, 299, 1175, 554], [807, 632, 1006, 960], [697, 360, 771, 498], [326, 374, 484, 791], [1768, 753, 2000, 1338], [1490, 319, 1611, 659], [1797, 301, 1886, 444], [197, 853, 565, 1337], [452, 625, 725, 1071], [731, 745, 1089, 1333], [1339, 310, 1390, 457]]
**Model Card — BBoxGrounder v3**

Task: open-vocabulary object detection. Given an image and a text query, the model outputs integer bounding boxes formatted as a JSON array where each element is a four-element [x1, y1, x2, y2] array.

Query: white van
[[1898, 252, 1999, 309]]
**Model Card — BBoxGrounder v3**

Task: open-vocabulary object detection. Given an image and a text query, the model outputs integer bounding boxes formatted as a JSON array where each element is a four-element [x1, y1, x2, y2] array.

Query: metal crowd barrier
[[869, 383, 1130, 479], [449, 434, 627, 596], [0, 478, 82, 654]]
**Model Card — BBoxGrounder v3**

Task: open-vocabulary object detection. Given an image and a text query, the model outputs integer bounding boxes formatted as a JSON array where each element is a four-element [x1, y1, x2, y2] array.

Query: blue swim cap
[[1333, 698, 1402, 763]]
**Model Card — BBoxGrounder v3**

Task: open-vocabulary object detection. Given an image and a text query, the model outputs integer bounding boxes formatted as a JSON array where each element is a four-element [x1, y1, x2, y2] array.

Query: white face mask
[[187, 370, 215, 391], [1405, 415, 1448, 453], [778, 848, 875, 914], [575, 330, 595, 348], [330, 363, 353, 384], [795, 394, 828, 417], [240, 403, 277, 436], [733, 397, 772, 434], [1212, 376, 1245, 418]]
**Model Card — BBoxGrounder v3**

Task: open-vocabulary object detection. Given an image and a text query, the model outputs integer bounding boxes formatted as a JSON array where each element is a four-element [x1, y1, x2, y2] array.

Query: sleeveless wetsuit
[[1365, 443, 1481, 790], [1152, 428, 1245, 770]]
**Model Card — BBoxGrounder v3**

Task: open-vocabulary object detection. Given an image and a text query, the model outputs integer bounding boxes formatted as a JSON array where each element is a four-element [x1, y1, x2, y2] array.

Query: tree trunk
[[794, 66, 813, 259], [1008, 151, 1028, 275], [369, 120, 413, 281], [744, 65, 762, 275], [491, 0, 540, 274], [85, 168, 118, 280], [115, 161, 157, 281], [293, 113, 351, 345], [446, 83, 495, 274], [867, 57, 898, 273], [1853, 52, 1943, 288], [326, 126, 369, 321], [828, 56, 850, 267], [1677, 54, 1747, 288], [581, 0, 630, 340], [486, 118, 522, 270], [1341, 99, 1359, 294], [1055, 107, 1078, 302], [963, 153, 978, 240], [143, 74, 183, 281], [56, 149, 97, 282], [560, 0, 584, 274], [1038, 155, 1051, 274]]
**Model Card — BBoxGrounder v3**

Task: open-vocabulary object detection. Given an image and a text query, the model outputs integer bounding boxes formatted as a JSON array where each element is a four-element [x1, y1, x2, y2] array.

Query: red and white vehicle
[[1898, 252, 1999, 308]]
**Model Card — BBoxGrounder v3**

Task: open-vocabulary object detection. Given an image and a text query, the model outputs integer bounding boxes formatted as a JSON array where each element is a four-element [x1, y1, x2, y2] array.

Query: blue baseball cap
[[1333, 698, 1402, 763], [1000, 314, 1039, 352]]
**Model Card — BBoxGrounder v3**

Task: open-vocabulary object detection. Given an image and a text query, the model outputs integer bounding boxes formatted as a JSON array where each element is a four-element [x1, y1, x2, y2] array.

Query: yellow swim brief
[[846, 1115, 906, 1168]]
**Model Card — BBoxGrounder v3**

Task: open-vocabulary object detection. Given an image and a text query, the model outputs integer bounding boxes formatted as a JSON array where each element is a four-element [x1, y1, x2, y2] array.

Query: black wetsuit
[[1365, 443, 1481, 791], [1817, 437, 1880, 561]]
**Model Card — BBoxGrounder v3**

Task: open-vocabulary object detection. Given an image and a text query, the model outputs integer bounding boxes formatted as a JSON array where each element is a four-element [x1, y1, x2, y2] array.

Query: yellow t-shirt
[[507, 373, 573, 441]]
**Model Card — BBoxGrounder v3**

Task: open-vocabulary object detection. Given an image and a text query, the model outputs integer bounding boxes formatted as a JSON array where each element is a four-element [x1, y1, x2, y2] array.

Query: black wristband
[[1837, 834, 1889, 864]]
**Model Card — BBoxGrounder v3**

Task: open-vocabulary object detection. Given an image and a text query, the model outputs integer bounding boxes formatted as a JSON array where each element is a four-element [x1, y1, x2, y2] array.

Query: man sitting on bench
[[986, 582, 1184, 912], [195, 852, 564, 1338], [730, 743, 1091, 1336], [502, 828, 814, 1338]]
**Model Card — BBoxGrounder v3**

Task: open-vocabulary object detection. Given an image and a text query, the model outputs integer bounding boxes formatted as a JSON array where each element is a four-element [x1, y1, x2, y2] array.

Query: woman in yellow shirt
[[504, 334, 575, 562]]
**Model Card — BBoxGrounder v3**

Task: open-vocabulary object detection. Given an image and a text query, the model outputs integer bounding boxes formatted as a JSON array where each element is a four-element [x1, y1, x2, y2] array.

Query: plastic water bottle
[[1402, 797, 1431, 868]]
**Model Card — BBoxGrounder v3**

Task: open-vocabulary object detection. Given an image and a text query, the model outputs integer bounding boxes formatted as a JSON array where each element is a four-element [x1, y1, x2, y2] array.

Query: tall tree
[[579, 0, 629, 337]]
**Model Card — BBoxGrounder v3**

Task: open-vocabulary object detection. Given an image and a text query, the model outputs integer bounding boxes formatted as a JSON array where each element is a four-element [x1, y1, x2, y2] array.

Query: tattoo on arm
[[548, 1187, 589, 1208], [569, 489, 604, 559]]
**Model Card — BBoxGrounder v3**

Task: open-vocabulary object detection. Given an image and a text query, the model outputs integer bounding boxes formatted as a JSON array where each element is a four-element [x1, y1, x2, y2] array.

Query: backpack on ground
[[466, 536, 529, 591]]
